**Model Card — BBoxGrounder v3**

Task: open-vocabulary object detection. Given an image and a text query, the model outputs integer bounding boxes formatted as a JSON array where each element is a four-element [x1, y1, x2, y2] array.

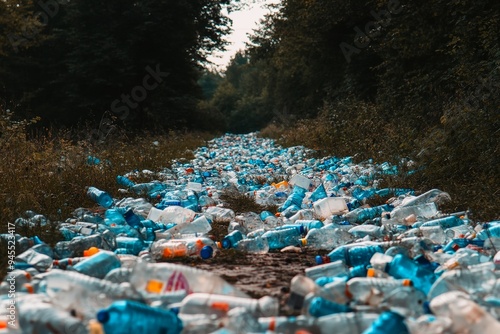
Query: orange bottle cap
[[366, 268, 376, 277], [84, 247, 99, 257], [0, 321, 7, 329], [211, 302, 230, 312], [402, 279, 413, 287]]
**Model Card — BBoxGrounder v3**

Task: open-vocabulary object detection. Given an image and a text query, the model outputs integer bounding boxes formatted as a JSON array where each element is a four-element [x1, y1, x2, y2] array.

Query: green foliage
[[0, 0, 232, 130]]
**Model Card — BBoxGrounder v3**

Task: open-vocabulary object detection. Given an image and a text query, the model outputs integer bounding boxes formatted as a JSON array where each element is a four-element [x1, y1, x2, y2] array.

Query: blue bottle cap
[[315, 255, 324, 265], [96, 310, 110, 323], [200, 246, 213, 260]]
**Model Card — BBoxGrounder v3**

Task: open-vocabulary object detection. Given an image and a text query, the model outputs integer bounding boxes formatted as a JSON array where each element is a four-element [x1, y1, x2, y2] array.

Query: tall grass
[[0, 112, 212, 229]]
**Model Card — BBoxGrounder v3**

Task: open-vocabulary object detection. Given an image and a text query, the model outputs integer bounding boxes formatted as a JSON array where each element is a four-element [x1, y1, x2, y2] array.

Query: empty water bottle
[[70, 250, 121, 279], [181, 293, 279, 318], [318, 244, 384, 266], [304, 295, 352, 317], [234, 236, 269, 254], [262, 226, 304, 250], [150, 238, 214, 260], [87, 186, 114, 208], [221, 230, 244, 249], [362, 311, 409, 334], [301, 226, 354, 250], [385, 253, 437, 295], [97, 300, 183, 334], [116, 175, 135, 188]]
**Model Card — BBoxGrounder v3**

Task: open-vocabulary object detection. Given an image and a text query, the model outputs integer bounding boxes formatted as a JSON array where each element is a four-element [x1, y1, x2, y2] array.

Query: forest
[[0, 0, 499, 220]]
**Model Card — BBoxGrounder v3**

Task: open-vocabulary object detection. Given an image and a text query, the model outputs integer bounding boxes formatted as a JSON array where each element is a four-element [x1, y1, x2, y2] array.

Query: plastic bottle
[[18, 301, 88, 334], [234, 236, 269, 254], [150, 238, 214, 260], [221, 230, 244, 249], [304, 260, 348, 281], [70, 250, 121, 279], [343, 204, 393, 224], [116, 175, 135, 188], [45, 269, 142, 320], [257, 316, 320, 334], [316, 312, 379, 334], [180, 293, 279, 318], [362, 311, 409, 334], [385, 253, 437, 295], [303, 294, 352, 317], [348, 224, 385, 239], [279, 186, 306, 212], [129, 261, 249, 298], [313, 197, 349, 219], [97, 300, 183, 334], [301, 226, 354, 250], [115, 236, 145, 255], [346, 277, 413, 304], [123, 208, 142, 229], [387, 202, 439, 225], [53, 230, 116, 259], [87, 186, 114, 208], [15, 248, 52, 272], [319, 244, 384, 266], [476, 224, 500, 240], [430, 291, 500, 334], [420, 215, 463, 229], [261, 226, 304, 250]]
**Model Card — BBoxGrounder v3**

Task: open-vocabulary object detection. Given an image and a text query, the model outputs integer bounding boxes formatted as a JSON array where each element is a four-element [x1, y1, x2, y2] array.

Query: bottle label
[[146, 271, 191, 294]]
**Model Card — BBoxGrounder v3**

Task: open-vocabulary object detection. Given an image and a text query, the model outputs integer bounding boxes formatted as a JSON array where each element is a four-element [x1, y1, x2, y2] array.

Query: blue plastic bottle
[[315, 264, 367, 286], [279, 186, 306, 212], [262, 226, 304, 250], [343, 204, 393, 224], [320, 244, 384, 267], [123, 209, 142, 229], [71, 250, 121, 279], [385, 253, 437, 295], [115, 237, 145, 255], [476, 224, 500, 240], [116, 175, 135, 188], [306, 296, 352, 317], [97, 300, 183, 334], [87, 187, 114, 208], [362, 311, 409, 334], [420, 216, 463, 229], [221, 230, 244, 249]]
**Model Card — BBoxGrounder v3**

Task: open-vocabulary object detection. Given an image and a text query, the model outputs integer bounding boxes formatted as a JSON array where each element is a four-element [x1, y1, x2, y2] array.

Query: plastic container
[[97, 300, 183, 334], [221, 230, 244, 249], [385, 253, 437, 295], [234, 237, 269, 254], [304, 260, 348, 281], [87, 186, 114, 208], [71, 250, 121, 279], [313, 197, 348, 219], [261, 226, 304, 250], [150, 238, 214, 260], [319, 244, 384, 266], [362, 311, 409, 334], [180, 293, 279, 318]]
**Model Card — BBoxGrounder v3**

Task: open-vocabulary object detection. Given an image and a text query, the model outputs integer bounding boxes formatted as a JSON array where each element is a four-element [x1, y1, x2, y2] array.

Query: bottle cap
[[402, 279, 413, 287], [366, 268, 376, 277], [96, 310, 110, 323], [84, 247, 100, 257], [200, 246, 214, 259], [215, 241, 222, 249], [315, 255, 324, 265], [301, 239, 307, 246]]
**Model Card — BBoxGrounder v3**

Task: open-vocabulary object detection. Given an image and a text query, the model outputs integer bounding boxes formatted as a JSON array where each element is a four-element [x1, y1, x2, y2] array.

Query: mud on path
[[170, 247, 324, 316]]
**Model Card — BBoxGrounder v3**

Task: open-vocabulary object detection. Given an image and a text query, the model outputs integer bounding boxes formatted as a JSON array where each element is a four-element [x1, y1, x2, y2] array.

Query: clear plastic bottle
[[304, 260, 348, 281], [180, 293, 279, 318], [343, 204, 392, 224], [129, 261, 249, 298], [18, 301, 88, 334], [97, 300, 183, 334], [258, 316, 320, 333], [430, 291, 500, 334], [386, 202, 439, 225], [346, 277, 413, 304], [150, 238, 214, 260], [420, 215, 463, 229], [316, 312, 379, 334], [348, 224, 385, 239], [234, 236, 270, 254], [301, 226, 354, 250], [15, 248, 52, 272], [70, 250, 121, 279], [53, 230, 116, 259], [262, 226, 304, 250], [87, 186, 114, 208], [45, 269, 142, 319]]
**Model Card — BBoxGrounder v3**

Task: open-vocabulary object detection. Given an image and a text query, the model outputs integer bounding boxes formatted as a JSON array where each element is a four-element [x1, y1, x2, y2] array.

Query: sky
[[206, 1, 279, 71]]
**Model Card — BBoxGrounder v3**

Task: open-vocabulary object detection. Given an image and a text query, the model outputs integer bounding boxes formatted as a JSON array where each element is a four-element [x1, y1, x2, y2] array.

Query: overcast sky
[[206, 1, 279, 71]]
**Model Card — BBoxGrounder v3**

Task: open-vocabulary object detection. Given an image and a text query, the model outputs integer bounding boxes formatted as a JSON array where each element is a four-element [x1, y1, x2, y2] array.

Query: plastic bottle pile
[[2, 133, 500, 334]]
